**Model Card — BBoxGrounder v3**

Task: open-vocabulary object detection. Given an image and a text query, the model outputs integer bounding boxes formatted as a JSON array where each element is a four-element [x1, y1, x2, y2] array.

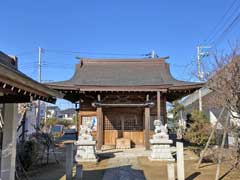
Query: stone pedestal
[[149, 139, 174, 161], [167, 162, 175, 180], [75, 140, 97, 162]]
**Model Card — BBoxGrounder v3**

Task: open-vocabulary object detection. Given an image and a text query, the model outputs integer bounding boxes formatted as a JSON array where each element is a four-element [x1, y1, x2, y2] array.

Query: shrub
[[57, 119, 72, 127], [184, 110, 213, 147], [18, 140, 39, 170]]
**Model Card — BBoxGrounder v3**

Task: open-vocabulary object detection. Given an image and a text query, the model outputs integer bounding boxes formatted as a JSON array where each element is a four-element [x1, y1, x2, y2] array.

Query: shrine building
[[47, 58, 203, 150]]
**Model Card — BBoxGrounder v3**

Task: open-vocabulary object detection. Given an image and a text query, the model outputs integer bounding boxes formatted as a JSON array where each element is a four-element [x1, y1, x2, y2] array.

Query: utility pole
[[38, 47, 42, 83], [36, 47, 42, 129], [197, 45, 210, 112]]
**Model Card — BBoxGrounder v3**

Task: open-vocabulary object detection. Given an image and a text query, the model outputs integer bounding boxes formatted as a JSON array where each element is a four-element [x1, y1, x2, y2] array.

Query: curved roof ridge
[[79, 57, 168, 63], [47, 57, 203, 88]]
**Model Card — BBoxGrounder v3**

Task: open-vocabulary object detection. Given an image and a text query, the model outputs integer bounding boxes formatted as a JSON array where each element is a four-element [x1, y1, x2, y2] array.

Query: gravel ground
[[27, 148, 240, 180]]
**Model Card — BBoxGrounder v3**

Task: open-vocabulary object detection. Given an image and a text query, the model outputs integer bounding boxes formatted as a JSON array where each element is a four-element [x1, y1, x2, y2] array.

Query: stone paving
[[102, 156, 145, 180], [103, 166, 146, 180], [99, 148, 148, 180]]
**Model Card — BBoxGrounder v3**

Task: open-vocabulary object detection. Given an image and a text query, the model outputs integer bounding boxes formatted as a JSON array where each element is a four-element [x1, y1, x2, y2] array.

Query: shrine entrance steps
[[98, 147, 151, 158]]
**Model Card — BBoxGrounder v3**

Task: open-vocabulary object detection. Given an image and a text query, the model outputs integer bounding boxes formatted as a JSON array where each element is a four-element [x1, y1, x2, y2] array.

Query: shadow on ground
[[75, 165, 145, 180], [27, 162, 65, 180], [186, 172, 201, 180]]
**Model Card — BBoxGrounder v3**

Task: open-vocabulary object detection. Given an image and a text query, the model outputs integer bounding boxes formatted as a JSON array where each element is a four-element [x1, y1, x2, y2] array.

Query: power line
[[205, 0, 239, 44], [212, 11, 240, 46], [44, 48, 148, 57], [15, 49, 37, 56]]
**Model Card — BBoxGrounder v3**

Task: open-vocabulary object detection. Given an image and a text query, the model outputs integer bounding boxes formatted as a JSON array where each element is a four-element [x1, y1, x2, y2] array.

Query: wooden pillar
[[96, 107, 103, 150], [144, 106, 150, 150], [77, 111, 80, 137], [1, 103, 18, 180], [157, 91, 161, 121], [76, 101, 81, 137], [163, 93, 167, 125]]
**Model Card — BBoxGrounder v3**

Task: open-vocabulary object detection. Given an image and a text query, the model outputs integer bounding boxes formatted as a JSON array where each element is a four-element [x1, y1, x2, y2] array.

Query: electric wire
[[212, 11, 240, 46], [44, 48, 148, 57], [204, 0, 239, 44]]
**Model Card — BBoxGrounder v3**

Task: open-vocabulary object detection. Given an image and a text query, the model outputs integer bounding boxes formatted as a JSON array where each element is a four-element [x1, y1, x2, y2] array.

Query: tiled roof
[[0, 51, 63, 103], [48, 58, 201, 88]]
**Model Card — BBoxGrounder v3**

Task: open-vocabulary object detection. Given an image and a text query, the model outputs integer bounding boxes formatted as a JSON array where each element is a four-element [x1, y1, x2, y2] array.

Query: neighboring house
[[182, 87, 239, 145], [182, 87, 239, 128], [46, 106, 61, 118], [59, 108, 76, 121], [17, 101, 48, 142]]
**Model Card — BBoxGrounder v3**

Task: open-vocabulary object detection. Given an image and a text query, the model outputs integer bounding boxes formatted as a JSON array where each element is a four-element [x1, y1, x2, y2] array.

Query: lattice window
[[104, 115, 143, 131], [124, 117, 143, 131], [104, 116, 122, 130], [82, 116, 97, 130]]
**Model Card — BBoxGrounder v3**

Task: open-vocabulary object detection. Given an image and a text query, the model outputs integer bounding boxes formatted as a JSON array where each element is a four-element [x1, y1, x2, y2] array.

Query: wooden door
[[103, 108, 144, 146]]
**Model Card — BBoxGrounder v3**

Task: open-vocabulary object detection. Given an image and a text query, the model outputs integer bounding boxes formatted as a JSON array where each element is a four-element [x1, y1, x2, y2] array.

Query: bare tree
[[207, 50, 240, 117], [197, 48, 240, 179]]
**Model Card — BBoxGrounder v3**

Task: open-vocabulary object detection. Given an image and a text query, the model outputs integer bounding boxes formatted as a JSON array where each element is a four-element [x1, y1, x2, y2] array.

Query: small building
[[19, 101, 47, 138], [0, 51, 62, 180], [59, 108, 76, 121], [46, 105, 61, 118], [181, 87, 223, 122], [47, 58, 203, 150], [182, 87, 240, 146]]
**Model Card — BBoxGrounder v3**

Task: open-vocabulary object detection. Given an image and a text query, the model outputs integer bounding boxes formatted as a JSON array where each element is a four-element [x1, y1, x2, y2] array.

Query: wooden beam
[[144, 107, 150, 150], [92, 102, 154, 108], [0, 87, 17, 95], [77, 113, 80, 137], [96, 107, 103, 150], [0, 94, 30, 103], [157, 91, 161, 120]]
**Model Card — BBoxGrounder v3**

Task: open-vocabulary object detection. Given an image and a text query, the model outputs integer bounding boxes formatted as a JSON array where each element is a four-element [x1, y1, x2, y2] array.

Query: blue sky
[[1, 0, 240, 109]]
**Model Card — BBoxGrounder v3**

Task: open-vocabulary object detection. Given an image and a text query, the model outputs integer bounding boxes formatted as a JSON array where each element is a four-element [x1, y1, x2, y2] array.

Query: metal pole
[[151, 50, 155, 58], [199, 89, 202, 112], [197, 46, 203, 112], [197, 45, 211, 112], [38, 47, 42, 83], [197, 46, 201, 79], [36, 47, 42, 129]]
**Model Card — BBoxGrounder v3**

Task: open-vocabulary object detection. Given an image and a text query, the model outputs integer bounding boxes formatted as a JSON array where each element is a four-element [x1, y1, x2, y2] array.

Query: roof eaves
[[0, 54, 63, 102]]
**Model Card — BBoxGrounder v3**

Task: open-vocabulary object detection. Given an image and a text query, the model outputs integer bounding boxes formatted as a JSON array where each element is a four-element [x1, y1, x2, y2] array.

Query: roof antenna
[[146, 50, 158, 59], [76, 56, 84, 67]]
